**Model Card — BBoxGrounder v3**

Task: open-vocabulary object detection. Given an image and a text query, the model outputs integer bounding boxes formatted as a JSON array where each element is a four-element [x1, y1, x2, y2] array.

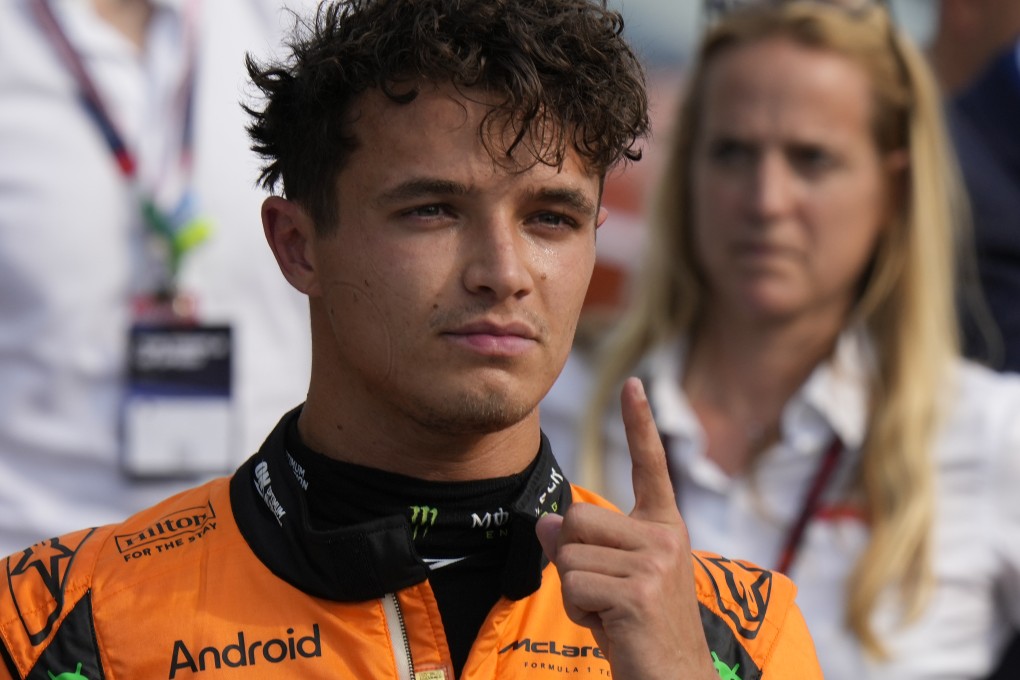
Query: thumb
[[535, 513, 565, 563]]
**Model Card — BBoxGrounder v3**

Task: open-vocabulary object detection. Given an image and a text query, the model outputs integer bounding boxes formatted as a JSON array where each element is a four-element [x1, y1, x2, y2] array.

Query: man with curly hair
[[0, 1, 821, 678]]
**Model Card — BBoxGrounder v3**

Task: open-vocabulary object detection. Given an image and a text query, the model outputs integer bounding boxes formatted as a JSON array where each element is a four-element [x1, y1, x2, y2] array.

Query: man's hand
[[536, 377, 718, 680]]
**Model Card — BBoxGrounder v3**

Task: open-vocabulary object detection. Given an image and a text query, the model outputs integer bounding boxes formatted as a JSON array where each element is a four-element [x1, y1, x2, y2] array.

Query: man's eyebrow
[[373, 178, 471, 208], [525, 187, 598, 217], [372, 178, 598, 217]]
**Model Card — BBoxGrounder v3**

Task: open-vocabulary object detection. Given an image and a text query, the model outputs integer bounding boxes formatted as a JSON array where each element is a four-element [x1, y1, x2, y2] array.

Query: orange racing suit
[[0, 411, 822, 679]]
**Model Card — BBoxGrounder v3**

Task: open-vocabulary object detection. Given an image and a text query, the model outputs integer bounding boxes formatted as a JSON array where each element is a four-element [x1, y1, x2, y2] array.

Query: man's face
[[306, 84, 603, 436]]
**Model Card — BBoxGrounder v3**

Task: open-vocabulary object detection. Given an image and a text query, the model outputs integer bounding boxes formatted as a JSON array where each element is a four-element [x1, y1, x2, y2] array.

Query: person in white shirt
[[550, 1, 1020, 678], [0, 0, 312, 555]]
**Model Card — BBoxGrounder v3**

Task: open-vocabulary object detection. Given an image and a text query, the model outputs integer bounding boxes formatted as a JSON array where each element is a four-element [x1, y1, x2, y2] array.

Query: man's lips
[[442, 321, 538, 356]]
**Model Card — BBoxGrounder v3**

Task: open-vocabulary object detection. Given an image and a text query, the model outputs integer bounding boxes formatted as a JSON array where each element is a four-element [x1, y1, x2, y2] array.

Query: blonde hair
[[581, 2, 964, 658]]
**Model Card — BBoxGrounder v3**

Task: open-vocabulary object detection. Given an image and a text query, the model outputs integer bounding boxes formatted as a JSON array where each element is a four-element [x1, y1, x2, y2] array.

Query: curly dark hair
[[245, 0, 650, 231]]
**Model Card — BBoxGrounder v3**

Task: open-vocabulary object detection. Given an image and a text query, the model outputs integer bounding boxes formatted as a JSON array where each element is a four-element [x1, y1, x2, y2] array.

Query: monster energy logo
[[471, 507, 510, 529], [409, 506, 438, 539]]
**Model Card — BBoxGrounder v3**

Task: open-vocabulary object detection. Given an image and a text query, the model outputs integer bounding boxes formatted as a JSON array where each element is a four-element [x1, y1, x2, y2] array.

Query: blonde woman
[[564, 1, 1020, 677]]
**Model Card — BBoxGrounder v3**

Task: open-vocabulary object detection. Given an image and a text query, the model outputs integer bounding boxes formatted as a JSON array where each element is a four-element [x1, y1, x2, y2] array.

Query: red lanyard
[[29, 0, 198, 180], [774, 435, 843, 574], [664, 433, 844, 575], [30, 0, 208, 287]]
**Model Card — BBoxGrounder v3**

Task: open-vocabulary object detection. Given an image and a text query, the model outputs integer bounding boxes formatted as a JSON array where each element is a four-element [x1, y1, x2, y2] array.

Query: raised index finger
[[621, 377, 680, 523]]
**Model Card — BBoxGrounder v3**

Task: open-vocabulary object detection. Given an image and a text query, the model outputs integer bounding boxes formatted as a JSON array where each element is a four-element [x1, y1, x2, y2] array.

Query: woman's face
[[691, 37, 897, 327]]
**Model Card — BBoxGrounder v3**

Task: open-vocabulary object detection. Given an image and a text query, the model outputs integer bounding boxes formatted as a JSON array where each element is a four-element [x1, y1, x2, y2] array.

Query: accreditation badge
[[122, 296, 234, 478]]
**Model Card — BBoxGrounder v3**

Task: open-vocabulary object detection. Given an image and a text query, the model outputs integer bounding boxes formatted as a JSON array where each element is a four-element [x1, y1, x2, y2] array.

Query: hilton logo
[[115, 502, 217, 556]]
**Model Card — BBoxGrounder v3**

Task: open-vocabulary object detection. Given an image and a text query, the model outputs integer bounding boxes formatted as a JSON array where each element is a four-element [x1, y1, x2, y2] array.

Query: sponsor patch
[[409, 505, 438, 540], [169, 624, 321, 678], [115, 502, 217, 557], [533, 467, 565, 517], [5, 529, 96, 646], [695, 554, 772, 640], [254, 461, 287, 525]]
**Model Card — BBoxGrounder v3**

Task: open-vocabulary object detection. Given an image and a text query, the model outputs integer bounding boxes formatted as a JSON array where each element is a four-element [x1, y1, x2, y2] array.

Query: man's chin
[[407, 388, 537, 435]]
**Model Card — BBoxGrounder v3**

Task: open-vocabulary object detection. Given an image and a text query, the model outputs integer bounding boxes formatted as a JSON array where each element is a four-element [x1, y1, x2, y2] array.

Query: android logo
[[47, 662, 89, 680], [711, 651, 742, 680]]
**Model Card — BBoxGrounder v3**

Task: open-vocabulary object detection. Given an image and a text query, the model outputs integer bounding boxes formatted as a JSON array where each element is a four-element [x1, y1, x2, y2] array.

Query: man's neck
[[91, 0, 153, 49]]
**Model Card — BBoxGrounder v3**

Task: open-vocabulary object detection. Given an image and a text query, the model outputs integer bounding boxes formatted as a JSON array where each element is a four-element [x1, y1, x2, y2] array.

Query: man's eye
[[407, 205, 447, 218], [400, 204, 459, 223], [532, 212, 579, 229]]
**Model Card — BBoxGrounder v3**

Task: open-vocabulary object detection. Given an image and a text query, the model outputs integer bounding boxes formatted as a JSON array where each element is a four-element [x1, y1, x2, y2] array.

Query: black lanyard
[[664, 433, 843, 575]]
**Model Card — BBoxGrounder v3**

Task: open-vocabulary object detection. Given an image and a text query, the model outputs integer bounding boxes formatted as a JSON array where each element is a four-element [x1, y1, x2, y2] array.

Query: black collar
[[230, 407, 573, 602]]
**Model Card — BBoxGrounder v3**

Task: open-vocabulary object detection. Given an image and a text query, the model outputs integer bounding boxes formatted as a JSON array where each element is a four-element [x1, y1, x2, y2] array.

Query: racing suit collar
[[230, 407, 573, 602]]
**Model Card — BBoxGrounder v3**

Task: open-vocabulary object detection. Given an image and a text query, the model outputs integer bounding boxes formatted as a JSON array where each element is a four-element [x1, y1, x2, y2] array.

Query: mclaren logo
[[499, 638, 606, 659], [499, 638, 609, 675], [169, 625, 321, 678]]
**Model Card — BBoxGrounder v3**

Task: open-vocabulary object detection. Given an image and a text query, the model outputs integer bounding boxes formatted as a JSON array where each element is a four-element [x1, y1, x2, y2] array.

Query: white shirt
[[545, 333, 1020, 679], [0, 0, 313, 555]]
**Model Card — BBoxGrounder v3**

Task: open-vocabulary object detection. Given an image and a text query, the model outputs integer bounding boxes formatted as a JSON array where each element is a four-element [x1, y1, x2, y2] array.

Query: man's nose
[[461, 215, 535, 300]]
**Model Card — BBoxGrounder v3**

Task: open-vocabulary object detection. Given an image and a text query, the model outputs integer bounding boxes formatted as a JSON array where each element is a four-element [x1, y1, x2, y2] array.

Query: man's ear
[[596, 206, 609, 231], [262, 196, 321, 296]]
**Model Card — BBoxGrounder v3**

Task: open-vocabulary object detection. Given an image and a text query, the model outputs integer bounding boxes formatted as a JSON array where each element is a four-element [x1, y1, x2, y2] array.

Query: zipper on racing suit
[[384, 592, 416, 680]]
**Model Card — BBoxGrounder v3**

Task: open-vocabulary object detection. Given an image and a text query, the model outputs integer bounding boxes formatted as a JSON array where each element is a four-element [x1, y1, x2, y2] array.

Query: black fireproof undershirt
[[284, 418, 535, 678]]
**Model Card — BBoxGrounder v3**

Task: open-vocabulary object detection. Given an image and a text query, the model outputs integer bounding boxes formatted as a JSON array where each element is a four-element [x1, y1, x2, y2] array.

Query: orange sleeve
[[762, 600, 824, 678]]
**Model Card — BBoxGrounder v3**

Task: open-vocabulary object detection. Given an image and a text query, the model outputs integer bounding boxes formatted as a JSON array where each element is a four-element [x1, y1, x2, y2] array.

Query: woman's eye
[[790, 145, 837, 175], [709, 139, 755, 167]]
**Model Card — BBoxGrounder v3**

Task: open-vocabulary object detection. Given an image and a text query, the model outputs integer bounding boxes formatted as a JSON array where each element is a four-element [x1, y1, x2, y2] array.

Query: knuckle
[[560, 503, 603, 544], [555, 545, 577, 571], [566, 502, 598, 523], [560, 568, 584, 595], [651, 523, 689, 555], [630, 575, 659, 604]]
